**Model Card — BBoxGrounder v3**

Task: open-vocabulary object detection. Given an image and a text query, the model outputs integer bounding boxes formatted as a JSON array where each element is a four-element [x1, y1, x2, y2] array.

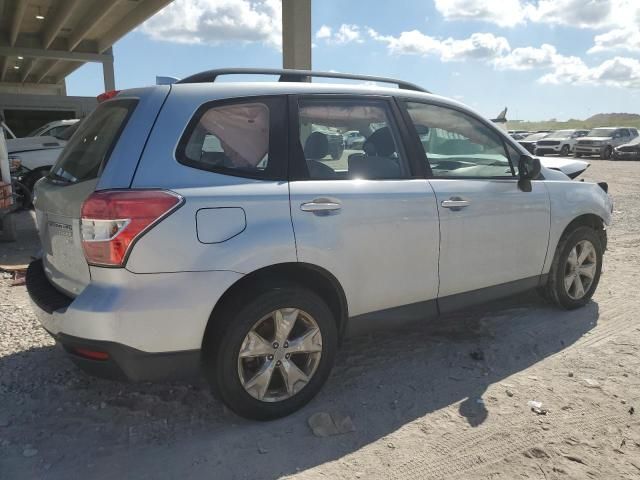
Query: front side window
[[404, 101, 514, 178], [296, 99, 409, 180]]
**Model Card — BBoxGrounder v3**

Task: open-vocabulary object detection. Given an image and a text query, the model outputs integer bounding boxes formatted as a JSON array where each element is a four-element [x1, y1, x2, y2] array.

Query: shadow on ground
[[0, 292, 598, 480], [0, 210, 39, 267]]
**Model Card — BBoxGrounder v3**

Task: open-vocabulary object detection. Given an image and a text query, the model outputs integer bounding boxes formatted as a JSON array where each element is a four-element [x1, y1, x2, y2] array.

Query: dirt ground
[[1, 160, 639, 480]]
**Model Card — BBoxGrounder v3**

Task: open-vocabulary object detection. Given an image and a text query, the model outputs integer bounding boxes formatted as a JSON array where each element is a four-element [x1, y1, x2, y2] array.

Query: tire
[[544, 226, 603, 310], [560, 145, 570, 156], [204, 286, 338, 420], [13, 181, 32, 210], [601, 146, 612, 160]]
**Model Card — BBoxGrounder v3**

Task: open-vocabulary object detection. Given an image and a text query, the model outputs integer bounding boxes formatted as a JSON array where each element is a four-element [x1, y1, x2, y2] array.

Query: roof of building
[[0, 0, 172, 86]]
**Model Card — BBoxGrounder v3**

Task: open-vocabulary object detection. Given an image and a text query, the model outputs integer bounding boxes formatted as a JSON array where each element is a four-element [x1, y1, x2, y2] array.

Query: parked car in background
[[535, 129, 589, 156], [343, 130, 365, 149], [574, 127, 639, 159], [26, 68, 612, 420], [27, 119, 80, 138], [613, 136, 640, 160], [6, 121, 81, 195], [518, 132, 549, 154]]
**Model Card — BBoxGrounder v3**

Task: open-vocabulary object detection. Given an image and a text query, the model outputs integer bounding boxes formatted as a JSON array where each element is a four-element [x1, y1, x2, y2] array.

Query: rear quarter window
[[176, 97, 287, 180], [49, 100, 137, 184]]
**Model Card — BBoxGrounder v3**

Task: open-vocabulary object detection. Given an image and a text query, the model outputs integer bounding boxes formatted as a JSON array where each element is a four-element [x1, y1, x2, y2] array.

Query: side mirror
[[518, 155, 541, 192]]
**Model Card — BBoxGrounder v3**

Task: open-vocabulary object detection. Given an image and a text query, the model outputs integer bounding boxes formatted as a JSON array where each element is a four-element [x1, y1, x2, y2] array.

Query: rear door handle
[[300, 199, 342, 212], [441, 197, 470, 210]]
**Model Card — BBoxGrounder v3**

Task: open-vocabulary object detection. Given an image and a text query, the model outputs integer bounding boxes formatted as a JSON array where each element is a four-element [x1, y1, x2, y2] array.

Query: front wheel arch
[[558, 214, 607, 252]]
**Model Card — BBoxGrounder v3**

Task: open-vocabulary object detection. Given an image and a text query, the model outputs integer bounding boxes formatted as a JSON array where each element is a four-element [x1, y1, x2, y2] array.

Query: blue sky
[[67, 0, 640, 121]]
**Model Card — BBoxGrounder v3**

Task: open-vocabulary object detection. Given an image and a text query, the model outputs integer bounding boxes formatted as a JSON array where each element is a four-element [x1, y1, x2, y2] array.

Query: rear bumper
[[26, 258, 242, 381], [52, 332, 200, 381]]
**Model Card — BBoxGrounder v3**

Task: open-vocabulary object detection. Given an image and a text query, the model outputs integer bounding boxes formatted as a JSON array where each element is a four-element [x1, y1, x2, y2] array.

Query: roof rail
[[175, 68, 429, 93]]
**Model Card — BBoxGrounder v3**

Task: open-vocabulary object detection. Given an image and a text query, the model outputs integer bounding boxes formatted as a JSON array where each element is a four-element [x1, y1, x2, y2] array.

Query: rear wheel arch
[[202, 263, 348, 351]]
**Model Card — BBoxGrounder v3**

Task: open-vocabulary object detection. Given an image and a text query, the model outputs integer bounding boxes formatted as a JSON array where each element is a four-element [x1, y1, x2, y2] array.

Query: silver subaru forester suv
[[27, 69, 612, 420]]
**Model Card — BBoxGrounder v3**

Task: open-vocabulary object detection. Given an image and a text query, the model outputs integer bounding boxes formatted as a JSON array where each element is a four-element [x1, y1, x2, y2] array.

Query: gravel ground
[[1, 160, 639, 479]]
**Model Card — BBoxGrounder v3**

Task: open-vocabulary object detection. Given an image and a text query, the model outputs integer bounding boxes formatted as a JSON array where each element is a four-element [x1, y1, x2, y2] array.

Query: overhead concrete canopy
[[0, 0, 173, 90]]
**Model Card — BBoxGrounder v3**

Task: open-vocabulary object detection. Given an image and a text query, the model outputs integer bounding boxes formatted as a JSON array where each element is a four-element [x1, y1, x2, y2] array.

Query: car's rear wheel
[[204, 287, 338, 420], [601, 146, 613, 160], [560, 144, 570, 156], [544, 226, 603, 310]]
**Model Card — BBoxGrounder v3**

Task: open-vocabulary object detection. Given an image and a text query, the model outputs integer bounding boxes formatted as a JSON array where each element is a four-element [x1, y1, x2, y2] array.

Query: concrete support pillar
[[102, 47, 115, 91], [282, 0, 311, 70]]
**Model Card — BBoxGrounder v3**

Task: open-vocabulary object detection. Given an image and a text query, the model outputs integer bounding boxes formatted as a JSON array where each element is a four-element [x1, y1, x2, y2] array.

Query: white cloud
[[589, 28, 640, 53], [494, 44, 570, 70], [434, 0, 640, 30], [140, 0, 281, 48], [368, 29, 510, 62], [316, 24, 363, 45], [315, 25, 332, 40], [367, 25, 640, 90], [434, 0, 527, 27], [540, 56, 640, 88]]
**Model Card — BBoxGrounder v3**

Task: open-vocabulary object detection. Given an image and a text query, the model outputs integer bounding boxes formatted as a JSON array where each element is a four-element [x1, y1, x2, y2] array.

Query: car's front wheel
[[560, 144, 570, 156], [601, 146, 613, 160], [205, 287, 338, 420], [544, 226, 603, 310]]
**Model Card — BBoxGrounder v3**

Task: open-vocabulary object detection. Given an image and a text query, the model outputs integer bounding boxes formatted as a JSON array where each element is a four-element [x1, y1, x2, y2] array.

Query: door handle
[[441, 197, 470, 210], [300, 199, 342, 212]]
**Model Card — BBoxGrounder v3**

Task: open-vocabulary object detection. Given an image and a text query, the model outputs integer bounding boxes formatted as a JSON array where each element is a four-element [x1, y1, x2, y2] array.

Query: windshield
[[54, 122, 81, 141], [523, 132, 548, 141], [49, 100, 137, 184], [552, 130, 574, 138], [26, 125, 47, 137], [587, 128, 616, 137]]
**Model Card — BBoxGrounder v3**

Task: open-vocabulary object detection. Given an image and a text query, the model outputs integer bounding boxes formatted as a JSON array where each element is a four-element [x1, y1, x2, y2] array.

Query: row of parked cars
[[510, 127, 640, 160]]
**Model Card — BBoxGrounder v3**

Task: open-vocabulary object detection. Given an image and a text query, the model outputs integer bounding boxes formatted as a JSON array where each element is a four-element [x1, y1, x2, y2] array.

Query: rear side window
[[50, 100, 137, 184], [177, 97, 286, 180]]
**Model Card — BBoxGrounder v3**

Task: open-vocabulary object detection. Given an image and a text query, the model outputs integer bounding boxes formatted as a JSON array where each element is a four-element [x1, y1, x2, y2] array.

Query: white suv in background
[[535, 129, 589, 156], [27, 69, 612, 420]]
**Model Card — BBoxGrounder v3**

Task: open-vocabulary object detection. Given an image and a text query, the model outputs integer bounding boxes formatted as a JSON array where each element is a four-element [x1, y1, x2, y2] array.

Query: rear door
[[288, 95, 440, 321], [400, 100, 550, 303], [34, 88, 169, 296]]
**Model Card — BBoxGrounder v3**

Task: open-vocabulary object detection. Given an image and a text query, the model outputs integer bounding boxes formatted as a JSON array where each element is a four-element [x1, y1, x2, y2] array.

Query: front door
[[288, 96, 440, 321], [401, 100, 550, 300]]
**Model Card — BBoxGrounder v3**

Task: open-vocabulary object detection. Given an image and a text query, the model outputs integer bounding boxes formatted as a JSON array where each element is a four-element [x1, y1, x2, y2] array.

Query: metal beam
[[68, 0, 121, 51], [0, 56, 8, 82], [0, 46, 113, 63], [43, 0, 80, 49], [102, 48, 115, 91], [10, 0, 28, 46], [282, 0, 311, 70], [97, 0, 174, 53], [35, 59, 58, 83], [20, 58, 36, 82]]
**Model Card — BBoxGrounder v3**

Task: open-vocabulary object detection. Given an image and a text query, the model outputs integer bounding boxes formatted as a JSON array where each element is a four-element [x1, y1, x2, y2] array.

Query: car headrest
[[363, 127, 396, 157], [304, 132, 329, 160]]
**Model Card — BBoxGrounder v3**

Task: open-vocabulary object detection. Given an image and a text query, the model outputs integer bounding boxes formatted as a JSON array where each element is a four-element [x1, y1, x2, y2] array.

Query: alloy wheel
[[237, 308, 322, 402], [564, 240, 597, 300]]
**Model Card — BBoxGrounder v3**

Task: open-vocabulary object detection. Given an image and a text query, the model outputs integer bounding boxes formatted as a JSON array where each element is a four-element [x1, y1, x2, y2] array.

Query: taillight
[[81, 190, 182, 267], [97, 90, 120, 103]]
